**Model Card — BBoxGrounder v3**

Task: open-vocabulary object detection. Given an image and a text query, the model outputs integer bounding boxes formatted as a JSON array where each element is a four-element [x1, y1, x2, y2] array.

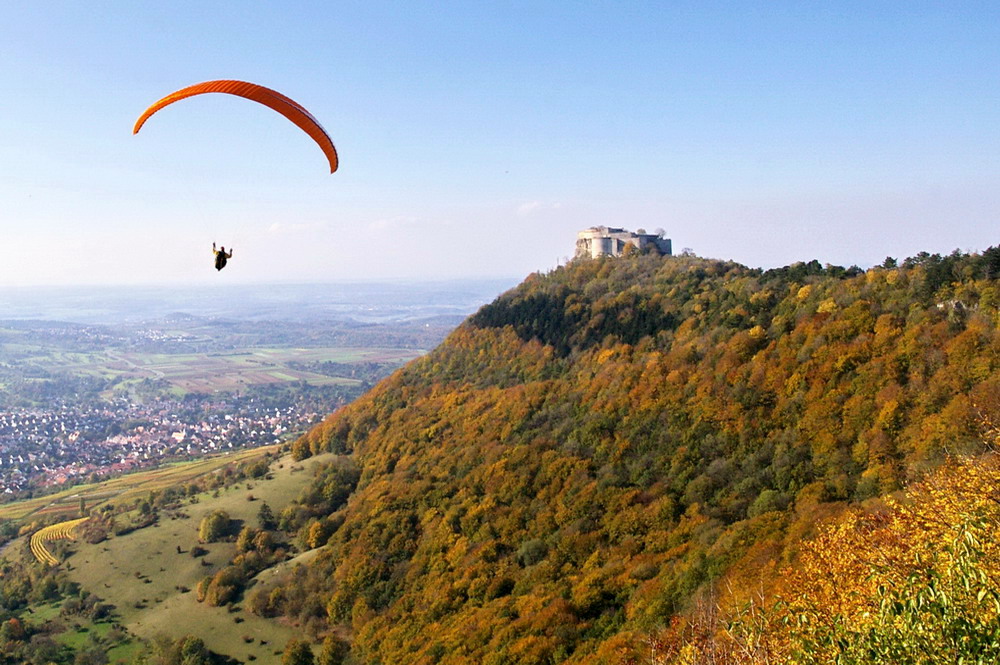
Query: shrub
[[198, 510, 234, 543]]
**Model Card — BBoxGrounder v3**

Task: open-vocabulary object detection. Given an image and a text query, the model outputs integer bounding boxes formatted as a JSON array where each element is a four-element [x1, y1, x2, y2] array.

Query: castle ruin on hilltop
[[575, 226, 672, 259]]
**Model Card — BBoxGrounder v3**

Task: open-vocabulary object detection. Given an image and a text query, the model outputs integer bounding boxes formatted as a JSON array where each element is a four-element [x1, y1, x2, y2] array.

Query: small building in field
[[575, 226, 672, 259]]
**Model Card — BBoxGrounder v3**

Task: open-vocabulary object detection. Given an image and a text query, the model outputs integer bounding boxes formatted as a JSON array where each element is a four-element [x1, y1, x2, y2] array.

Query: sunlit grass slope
[[61, 451, 337, 662]]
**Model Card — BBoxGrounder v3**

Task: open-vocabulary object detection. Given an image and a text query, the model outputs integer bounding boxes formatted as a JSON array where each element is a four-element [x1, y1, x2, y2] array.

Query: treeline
[[270, 249, 1000, 664], [288, 359, 406, 386], [0, 372, 112, 409]]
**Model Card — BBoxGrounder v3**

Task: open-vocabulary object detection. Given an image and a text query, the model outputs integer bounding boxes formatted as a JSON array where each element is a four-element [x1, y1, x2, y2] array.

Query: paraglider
[[133, 80, 338, 173], [134, 80, 338, 273], [212, 243, 233, 271]]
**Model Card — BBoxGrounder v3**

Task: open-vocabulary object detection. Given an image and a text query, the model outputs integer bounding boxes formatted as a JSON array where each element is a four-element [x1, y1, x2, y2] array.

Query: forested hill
[[270, 250, 1000, 664]]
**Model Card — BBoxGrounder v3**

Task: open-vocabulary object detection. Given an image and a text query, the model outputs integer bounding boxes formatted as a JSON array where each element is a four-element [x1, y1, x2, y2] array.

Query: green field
[[65, 451, 338, 661], [26, 346, 421, 395], [2, 448, 339, 662]]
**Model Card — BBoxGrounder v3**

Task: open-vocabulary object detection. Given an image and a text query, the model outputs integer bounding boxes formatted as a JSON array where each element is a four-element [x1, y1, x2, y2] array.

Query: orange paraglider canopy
[[133, 80, 338, 173]]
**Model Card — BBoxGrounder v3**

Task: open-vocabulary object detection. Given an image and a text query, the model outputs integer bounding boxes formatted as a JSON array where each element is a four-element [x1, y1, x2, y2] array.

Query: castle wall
[[575, 226, 672, 258]]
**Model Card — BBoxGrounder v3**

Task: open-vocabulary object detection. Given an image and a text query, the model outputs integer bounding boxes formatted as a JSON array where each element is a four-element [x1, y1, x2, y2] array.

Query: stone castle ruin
[[575, 226, 672, 259]]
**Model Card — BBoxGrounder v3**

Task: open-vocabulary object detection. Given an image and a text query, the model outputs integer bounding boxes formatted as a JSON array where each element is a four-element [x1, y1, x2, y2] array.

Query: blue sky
[[1, 2, 998, 285]]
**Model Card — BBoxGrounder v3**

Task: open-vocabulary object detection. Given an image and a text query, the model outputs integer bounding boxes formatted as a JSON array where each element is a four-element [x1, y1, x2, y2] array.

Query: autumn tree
[[282, 639, 315, 665], [318, 635, 349, 665], [197, 510, 233, 543], [267, 250, 1000, 665]]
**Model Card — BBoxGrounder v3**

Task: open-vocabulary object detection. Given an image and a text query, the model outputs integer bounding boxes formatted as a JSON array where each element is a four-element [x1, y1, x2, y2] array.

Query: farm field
[[0, 279, 503, 409], [24, 345, 423, 394]]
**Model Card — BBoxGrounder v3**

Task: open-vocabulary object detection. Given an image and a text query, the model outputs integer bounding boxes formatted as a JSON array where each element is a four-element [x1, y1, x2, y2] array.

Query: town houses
[[0, 396, 322, 494]]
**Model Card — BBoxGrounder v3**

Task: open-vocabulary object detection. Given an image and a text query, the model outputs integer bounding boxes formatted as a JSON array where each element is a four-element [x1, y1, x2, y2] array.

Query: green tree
[[258, 501, 277, 530], [177, 636, 212, 665], [197, 510, 233, 543], [0, 617, 26, 641], [74, 646, 109, 665]]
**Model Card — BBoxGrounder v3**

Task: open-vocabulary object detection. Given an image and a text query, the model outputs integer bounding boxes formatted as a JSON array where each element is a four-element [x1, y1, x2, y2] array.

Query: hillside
[[265, 250, 1000, 664], [4, 250, 999, 664], [0, 448, 345, 664]]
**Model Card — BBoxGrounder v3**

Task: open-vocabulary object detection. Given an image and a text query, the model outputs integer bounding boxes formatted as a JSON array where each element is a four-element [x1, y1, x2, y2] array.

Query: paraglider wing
[[133, 80, 338, 173]]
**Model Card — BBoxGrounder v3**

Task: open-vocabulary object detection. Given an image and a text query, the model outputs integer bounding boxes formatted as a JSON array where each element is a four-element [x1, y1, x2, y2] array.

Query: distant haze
[[0, 280, 518, 325]]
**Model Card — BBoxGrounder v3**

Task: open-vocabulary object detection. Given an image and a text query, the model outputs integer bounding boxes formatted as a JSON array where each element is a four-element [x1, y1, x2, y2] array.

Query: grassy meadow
[[59, 450, 339, 662], [0, 438, 344, 663]]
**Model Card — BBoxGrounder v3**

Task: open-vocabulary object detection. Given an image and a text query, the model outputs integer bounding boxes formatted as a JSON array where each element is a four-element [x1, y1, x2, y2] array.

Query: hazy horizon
[[0, 278, 519, 324]]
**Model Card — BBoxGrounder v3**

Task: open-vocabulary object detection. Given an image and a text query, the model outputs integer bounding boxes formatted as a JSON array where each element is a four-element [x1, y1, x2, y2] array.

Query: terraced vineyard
[[0, 444, 281, 522], [30, 517, 89, 565]]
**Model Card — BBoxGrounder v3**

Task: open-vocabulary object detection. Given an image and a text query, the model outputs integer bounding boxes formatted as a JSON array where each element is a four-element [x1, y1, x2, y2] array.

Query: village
[[0, 395, 323, 494]]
